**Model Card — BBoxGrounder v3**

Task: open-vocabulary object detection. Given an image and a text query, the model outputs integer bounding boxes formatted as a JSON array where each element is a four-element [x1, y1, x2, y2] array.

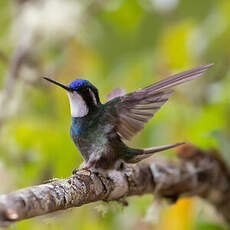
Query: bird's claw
[[72, 168, 79, 174], [72, 168, 91, 176]]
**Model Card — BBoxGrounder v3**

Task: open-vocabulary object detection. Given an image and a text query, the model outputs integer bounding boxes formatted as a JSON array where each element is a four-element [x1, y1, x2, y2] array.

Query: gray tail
[[126, 142, 185, 163]]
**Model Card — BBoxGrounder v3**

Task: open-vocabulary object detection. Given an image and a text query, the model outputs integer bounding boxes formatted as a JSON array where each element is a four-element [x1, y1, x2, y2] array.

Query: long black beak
[[43, 77, 72, 91]]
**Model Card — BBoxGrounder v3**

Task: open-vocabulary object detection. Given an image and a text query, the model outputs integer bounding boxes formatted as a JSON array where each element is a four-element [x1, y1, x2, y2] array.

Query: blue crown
[[68, 79, 88, 89]]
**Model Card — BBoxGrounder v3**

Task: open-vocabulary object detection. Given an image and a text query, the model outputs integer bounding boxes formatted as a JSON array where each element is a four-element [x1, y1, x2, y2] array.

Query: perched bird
[[44, 64, 213, 170]]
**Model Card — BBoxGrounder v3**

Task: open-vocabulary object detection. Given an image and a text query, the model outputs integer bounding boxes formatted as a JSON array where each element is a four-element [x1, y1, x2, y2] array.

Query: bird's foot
[[72, 167, 91, 176]]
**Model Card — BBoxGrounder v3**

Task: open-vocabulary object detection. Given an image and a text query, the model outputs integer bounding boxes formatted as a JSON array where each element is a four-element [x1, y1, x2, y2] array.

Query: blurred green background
[[0, 0, 230, 229]]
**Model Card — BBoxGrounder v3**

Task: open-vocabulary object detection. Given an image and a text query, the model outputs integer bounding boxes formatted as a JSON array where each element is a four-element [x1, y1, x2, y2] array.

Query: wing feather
[[106, 88, 125, 101], [105, 64, 213, 140]]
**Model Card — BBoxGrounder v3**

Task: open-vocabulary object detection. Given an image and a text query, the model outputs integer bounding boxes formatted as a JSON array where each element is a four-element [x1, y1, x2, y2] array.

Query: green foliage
[[196, 222, 229, 230]]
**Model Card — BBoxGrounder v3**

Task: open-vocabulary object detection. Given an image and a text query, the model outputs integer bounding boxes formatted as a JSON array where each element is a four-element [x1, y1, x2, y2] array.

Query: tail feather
[[126, 142, 185, 163]]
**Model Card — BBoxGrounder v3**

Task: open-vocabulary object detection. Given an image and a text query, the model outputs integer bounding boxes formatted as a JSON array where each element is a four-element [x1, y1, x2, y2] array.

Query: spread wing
[[105, 64, 213, 140]]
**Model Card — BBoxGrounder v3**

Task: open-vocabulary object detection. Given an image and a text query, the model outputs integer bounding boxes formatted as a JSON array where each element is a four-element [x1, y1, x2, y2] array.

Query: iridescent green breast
[[70, 106, 112, 161]]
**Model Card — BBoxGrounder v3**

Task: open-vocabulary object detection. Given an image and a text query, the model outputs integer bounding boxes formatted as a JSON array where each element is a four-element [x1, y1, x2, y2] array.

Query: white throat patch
[[67, 92, 88, 117]]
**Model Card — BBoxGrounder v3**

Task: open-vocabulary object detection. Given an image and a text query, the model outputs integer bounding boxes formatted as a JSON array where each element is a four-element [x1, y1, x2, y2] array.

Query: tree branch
[[0, 144, 229, 227]]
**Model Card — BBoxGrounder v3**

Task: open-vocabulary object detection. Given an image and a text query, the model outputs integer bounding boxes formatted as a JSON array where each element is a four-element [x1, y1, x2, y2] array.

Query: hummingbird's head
[[43, 77, 100, 118]]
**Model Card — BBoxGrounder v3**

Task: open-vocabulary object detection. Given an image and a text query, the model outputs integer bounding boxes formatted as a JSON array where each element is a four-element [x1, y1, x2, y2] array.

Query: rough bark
[[0, 144, 230, 227]]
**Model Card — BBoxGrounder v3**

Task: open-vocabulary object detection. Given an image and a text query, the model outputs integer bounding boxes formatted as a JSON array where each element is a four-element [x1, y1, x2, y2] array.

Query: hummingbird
[[44, 63, 213, 171]]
